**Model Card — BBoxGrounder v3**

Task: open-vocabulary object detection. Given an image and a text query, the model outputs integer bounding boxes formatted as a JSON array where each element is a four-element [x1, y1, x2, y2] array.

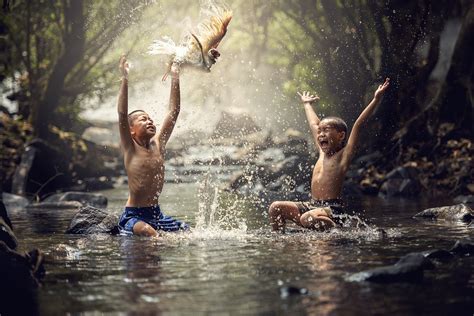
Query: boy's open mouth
[[319, 140, 329, 148]]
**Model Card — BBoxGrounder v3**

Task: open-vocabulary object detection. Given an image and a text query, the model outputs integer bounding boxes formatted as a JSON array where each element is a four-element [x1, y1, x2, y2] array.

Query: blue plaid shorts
[[118, 205, 189, 235]]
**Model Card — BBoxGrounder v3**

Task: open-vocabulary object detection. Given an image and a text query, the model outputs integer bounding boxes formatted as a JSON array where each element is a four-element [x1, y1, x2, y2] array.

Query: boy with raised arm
[[269, 78, 390, 232], [116, 55, 189, 237]]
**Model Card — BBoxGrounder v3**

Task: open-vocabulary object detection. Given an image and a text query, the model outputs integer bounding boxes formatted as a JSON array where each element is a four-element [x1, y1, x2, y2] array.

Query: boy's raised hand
[[374, 78, 390, 100], [119, 54, 129, 79], [297, 91, 320, 104]]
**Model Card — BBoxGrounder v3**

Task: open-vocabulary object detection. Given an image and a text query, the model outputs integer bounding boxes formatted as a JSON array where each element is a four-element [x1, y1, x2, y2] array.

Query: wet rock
[[359, 178, 379, 195], [228, 171, 250, 191], [349, 253, 434, 283], [48, 244, 82, 260], [380, 178, 420, 197], [66, 205, 119, 234], [0, 217, 17, 250], [114, 175, 128, 186], [2, 192, 30, 210], [413, 203, 473, 222], [376, 228, 388, 238], [424, 249, 454, 262], [26, 201, 83, 210], [449, 240, 474, 256], [386, 166, 419, 180], [82, 126, 115, 146], [453, 195, 474, 205], [380, 166, 421, 197], [11, 138, 74, 197], [0, 197, 13, 229], [279, 286, 309, 298], [354, 151, 383, 167], [255, 147, 285, 165], [0, 241, 44, 315], [211, 111, 261, 139], [11, 144, 37, 196], [44, 191, 107, 208]]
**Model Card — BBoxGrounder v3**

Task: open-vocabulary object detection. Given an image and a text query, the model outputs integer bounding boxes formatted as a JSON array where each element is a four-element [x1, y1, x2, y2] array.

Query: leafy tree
[[235, 0, 472, 155], [0, 0, 152, 138]]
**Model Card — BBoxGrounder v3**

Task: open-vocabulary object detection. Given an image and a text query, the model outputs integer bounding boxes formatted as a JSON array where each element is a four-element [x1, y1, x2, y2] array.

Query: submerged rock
[[66, 205, 119, 234], [449, 240, 474, 256], [349, 253, 434, 283], [44, 191, 107, 208], [413, 203, 473, 222]]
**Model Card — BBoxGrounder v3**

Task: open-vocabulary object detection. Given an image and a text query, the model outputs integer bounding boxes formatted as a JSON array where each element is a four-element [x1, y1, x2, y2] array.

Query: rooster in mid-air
[[148, 4, 232, 81]]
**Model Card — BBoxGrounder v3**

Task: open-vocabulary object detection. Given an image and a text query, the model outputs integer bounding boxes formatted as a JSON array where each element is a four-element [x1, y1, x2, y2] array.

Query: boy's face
[[317, 120, 345, 153], [129, 111, 156, 138]]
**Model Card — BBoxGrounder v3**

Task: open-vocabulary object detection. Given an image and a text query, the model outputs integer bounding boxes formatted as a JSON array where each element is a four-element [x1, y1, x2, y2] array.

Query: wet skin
[[117, 55, 181, 236], [269, 79, 390, 232]]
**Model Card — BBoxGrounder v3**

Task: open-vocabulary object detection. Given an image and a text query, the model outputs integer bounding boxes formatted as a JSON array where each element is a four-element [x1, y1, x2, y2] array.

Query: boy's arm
[[158, 64, 180, 153], [298, 91, 321, 152], [117, 55, 134, 152], [342, 78, 390, 166]]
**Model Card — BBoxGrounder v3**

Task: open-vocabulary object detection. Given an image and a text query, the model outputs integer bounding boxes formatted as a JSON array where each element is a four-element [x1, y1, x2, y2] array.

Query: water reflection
[[119, 237, 163, 311], [6, 183, 474, 314]]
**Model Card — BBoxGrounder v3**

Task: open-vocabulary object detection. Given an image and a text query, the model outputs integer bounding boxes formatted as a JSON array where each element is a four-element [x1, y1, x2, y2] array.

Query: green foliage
[[0, 0, 152, 137]]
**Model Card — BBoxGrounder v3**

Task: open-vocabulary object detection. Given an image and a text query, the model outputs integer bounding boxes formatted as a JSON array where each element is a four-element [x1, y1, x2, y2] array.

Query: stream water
[[8, 181, 474, 315]]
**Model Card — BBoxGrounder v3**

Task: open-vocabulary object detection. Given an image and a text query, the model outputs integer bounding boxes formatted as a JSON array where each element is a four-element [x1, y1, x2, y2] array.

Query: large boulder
[[449, 240, 474, 256], [11, 139, 74, 198], [413, 203, 473, 222], [0, 218, 17, 250], [2, 192, 30, 210], [66, 205, 119, 234], [349, 253, 434, 283], [379, 166, 421, 197], [0, 242, 44, 315], [353, 151, 383, 168], [44, 191, 107, 208], [380, 178, 420, 197]]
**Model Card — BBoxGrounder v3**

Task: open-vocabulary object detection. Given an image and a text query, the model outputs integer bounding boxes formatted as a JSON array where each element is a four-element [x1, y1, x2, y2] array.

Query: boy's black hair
[[321, 116, 348, 145], [127, 109, 146, 126]]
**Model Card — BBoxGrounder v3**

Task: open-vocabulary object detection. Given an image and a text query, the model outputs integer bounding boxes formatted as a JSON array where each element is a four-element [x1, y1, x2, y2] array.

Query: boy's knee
[[300, 213, 314, 228], [133, 221, 158, 237], [268, 202, 282, 216]]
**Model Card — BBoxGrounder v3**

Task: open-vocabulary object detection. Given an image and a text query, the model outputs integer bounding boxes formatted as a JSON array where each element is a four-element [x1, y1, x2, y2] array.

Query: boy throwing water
[[269, 78, 390, 232], [116, 55, 188, 237]]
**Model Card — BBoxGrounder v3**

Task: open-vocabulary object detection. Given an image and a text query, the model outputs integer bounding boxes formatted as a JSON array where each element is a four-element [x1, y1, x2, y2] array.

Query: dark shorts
[[118, 205, 189, 235], [295, 199, 345, 217]]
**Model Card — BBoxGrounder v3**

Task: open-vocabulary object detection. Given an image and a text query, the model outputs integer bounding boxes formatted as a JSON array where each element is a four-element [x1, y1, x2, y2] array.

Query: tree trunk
[[32, 0, 85, 139], [439, 3, 474, 131]]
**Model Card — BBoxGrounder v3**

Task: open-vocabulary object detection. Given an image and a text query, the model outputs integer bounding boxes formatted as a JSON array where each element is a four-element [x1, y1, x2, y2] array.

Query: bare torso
[[311, 149, 347, 200], [124, 139, 164, 207]]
